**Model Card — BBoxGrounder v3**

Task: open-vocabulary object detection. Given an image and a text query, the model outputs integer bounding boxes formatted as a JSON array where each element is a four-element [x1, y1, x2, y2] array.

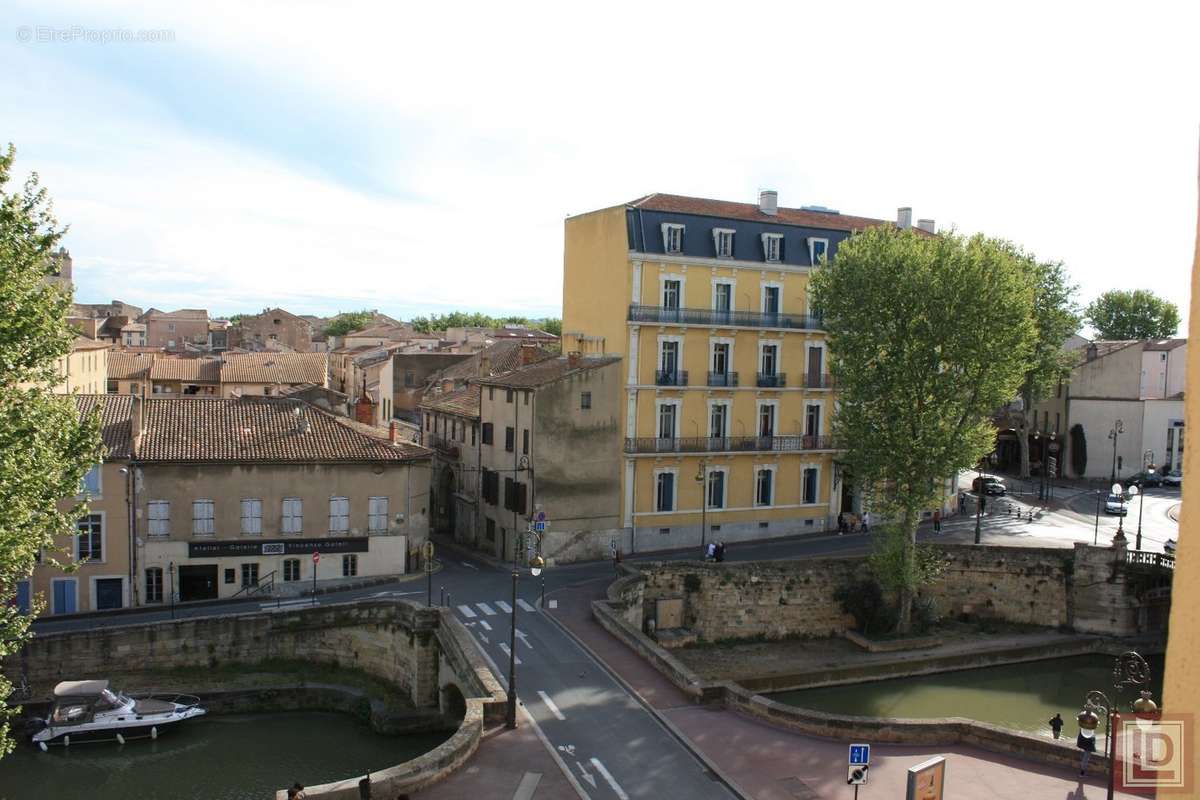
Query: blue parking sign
[[849, 744, 870, 766], [534, 521, 546, 532]]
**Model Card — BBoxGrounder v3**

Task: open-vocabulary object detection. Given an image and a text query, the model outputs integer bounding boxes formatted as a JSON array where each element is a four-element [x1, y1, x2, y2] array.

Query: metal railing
[[801, 372, 835, 389], [1127, 550, 1175, 570], [231, 569, 276, 598], [426, 432, 461, 458], [628, 304, 823, 330], [655, 369, 689, 386], [707, 371, 738, 387], [624, 434, 837, 454], [756, 372, 786, 388]]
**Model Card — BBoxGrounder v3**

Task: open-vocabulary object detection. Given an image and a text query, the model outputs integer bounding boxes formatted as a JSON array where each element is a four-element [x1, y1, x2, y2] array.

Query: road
[[29, 485, 1179, 799]]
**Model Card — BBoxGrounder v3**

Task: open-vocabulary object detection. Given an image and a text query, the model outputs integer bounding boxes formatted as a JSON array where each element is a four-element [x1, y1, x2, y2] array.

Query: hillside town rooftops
[[418, 384, 481, 419], [438, 341, 557, 382], [107, 352, 154, 380], [219, 352, 327, 384], [149, 357, 220, 382]]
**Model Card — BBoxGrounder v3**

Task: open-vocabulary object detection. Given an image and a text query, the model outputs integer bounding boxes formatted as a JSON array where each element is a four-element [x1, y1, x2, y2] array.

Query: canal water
[[770, 654, 1166, 736], [0, 711, 450, 800]]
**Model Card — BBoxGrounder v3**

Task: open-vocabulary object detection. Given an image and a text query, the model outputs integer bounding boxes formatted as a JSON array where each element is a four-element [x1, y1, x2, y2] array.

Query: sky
[[3, 0, 1198, 330]]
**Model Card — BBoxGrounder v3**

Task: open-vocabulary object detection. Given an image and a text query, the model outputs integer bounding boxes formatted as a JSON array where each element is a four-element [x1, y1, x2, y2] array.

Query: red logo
[[1113, 713, 1193, 793]]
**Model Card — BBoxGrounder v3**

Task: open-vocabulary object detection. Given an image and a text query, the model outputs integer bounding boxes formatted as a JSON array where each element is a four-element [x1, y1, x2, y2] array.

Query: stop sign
[[312, 551, 320, 564]]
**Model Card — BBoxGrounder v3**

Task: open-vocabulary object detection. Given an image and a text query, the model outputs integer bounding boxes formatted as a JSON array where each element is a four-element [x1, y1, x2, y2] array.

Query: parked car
[[1105, 493, 1128, 515], [972, 476, 1007, 496], [1129, 470, 1163, 488], [1164, 469, 1183, 487]]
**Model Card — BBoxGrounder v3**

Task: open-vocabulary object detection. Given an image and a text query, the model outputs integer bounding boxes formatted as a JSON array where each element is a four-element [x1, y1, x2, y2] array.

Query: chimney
[[130, 395, 144, 456], [896, 207, 912, 229], [567, 351, 582, 368], [389, 420, 399, 444], [758, 189, 778, 216], [1086, 343, 1098, 362], [520, 343, 538, 365], [478, 355, 491, 377], [916, 218, 936, 233]]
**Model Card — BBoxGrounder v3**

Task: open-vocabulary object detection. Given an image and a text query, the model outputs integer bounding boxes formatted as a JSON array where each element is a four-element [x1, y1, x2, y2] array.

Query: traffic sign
[[423, 540, 435, 572], [534, 520, 546, 533], [536, 510, 546, 522], [848, 764, 869, 785], [312, 551, 320, 564], [849, 743, 870, 766]]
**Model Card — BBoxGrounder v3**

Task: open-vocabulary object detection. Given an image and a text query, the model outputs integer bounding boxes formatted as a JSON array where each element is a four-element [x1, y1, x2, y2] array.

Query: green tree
[[810, 227, 1037, 632], [323, 309, 374, 337], [1085, 289, 1180, 340], [540, 318, 562, 337], [1009, 257, 1081, 478], [0, 145, 103, 758]]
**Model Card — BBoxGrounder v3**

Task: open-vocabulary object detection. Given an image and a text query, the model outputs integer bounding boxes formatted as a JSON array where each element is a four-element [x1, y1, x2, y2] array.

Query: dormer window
[[662, 223, 684, 254], [762, 233, 783, 263], [713, 228, 735, 258], [808, 237, 829, 266]]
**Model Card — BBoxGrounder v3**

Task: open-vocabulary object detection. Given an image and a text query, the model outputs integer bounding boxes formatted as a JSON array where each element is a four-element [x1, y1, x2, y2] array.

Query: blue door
[[15, 581, 31, 615], [52, 579, 77, 615]]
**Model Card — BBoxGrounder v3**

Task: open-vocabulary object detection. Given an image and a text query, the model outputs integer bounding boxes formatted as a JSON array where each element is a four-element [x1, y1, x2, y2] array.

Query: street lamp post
[[1033, 430, 1044, 501], [1094, 489, 1104, 546], [1112, 482, 1127, 542], [505, 567, 518, 729], [974, 457, 986, 545], [1078, 651, 1154, 800], [695, 459, 709, 555], [168, 561, 176, 620], [1108, 420, 1125, 484], [1047, 433, 1057, 501], [1135, 451, 1155, 552]]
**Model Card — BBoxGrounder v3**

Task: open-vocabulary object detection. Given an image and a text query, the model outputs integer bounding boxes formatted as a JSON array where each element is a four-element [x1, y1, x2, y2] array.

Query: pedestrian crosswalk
[[456, 599, 541, 621]]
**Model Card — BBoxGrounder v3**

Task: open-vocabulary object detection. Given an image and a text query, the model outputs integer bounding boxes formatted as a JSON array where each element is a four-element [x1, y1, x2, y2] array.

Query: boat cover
[[53, 680, 110, 698]]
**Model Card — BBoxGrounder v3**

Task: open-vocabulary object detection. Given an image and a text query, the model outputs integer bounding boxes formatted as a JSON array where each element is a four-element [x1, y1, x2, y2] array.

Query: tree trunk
[[894, 507, 920, 634], [1017, 394, 1032, 479]]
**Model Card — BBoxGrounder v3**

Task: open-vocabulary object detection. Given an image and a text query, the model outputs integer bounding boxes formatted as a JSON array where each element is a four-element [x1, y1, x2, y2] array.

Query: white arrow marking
[[537, 690, 566, 720], [457, 604, 477, 618], [478, 619, 492, 631], [575, 761, 597, 789], [498, 642, 522, 664], [517, 598, 537, 613], [476, 602, 497, 616], [557, 744, 576, 757], [515, 629, 533, 650], [461, 562, 478, 570], [589, 758, 629, 800], [496, 600, 513, 613]]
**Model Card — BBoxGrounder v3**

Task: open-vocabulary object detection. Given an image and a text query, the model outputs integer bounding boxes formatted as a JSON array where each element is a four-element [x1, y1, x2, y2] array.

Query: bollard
[[440, 586, 445, 607], [358, 773, 372, 799], [446, 592, 451, 609]]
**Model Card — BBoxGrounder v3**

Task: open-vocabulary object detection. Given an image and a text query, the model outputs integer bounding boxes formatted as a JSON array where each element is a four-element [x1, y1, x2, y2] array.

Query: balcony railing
[[656, 369, 689, 386], [624, 435, 837, 454], [426, 433, 460, 458], [1127, 550, 1175, 570], [707, 371, 738, 387], [756, 372, 786, 388], [801, 372, 835, 389], [629, 304, 823, 330]]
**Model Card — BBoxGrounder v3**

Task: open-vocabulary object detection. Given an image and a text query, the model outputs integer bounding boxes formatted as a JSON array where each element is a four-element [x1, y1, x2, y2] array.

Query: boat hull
[[33, 708, 206, 746]]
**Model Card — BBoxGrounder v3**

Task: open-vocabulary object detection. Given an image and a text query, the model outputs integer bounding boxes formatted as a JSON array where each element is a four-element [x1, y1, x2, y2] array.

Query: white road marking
[[457, 604, 477, 618], [461, 561, 479, 570], [478, 619, 492, 631], [576, 761, 597, 789], [477, 602, 497, 616], [589, 758, 629, 800], [537, 690, 566, 721], [262, 599, 311, 610], [548, 599, 558, 609], [496, 600, 513, 613], [515, 629, 533, 649], [513, 772, 542, 800], [498, 642, 522, 664], [557, 744, 576, 757], [517, 599, 538, 612]]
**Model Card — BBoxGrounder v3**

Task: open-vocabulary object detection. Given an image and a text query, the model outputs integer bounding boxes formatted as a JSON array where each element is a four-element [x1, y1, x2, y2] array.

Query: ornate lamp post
[[1077, 651, 1155, 799], [1112, 482, 1128, 544], [1108, 420, 1125, 484], [1135, 451, 1155, 551], [505, 566, 518, 729], [168, 561, 176, 620], [1033, 430, 1045, 500], [974, 456, 987, 545], [695, 458, 709, 555]]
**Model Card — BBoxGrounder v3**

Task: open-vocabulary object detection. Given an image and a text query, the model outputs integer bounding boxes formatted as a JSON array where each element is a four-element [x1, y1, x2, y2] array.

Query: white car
[[1164, 470, 1183, 487], [1105, 493, 1128, 515]]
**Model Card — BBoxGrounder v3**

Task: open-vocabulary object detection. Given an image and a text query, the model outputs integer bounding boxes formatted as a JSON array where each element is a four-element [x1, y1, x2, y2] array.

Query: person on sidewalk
[[715, 542, 726, 562], [1049, 713, 1064, 739], [933, 509, 942, 534], [861, 511, 870, 533], [705, 541, 716, 562]]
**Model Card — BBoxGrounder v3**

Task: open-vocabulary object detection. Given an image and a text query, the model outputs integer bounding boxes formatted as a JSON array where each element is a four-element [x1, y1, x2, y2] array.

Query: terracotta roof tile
[[478, 355, 621, 389], [438, 341, 557, 382], [137, 397, 430, 463], [75, 394, 133, 459], [219, 352, 327, 384], [107, 352, 154, 380], [418, 384, 481, 419], [630, 193, 896, 233], [149, 357, 221, 382]]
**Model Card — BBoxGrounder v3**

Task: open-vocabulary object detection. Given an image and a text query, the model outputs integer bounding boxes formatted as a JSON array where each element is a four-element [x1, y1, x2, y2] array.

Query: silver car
[[1104, 493, 1128, 515]]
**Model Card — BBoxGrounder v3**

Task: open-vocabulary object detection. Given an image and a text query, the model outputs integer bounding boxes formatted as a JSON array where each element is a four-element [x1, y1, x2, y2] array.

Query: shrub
[[833, 578, 896, 635], [911, 596, 941, 635]]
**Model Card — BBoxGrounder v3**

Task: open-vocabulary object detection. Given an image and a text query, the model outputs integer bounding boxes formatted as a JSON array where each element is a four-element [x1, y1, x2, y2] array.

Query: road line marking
[[498, 642, 522, 664], [515, 629, 533, 649], [537, 690, 566, 721], [517, 599, 537, 612], [457, 604, 477, 618], [478, 619, 492, 631], [548, 599, 558, 609], [512, 771, 542, 800], [576, 761, 597, 789], [477, 602, 497, 616], [496, 600, 513, 613], [461, 561, 479, 570], [589, 758, 629, 800]]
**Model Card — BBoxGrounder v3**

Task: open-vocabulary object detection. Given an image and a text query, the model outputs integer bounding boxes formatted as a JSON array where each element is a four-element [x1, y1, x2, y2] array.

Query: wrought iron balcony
[[707, 371, 738, 387], [801, 372, 835, 389], [425, 433, 460, 459], [655, 369, 688, 386], [623, 434, 837, 454], [756, 372, 787, 388], [628, 304, 823, 330]]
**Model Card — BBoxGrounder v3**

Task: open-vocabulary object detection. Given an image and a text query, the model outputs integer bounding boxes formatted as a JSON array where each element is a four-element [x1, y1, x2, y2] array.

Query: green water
[[0, 711, 450, 800], [770, 654, 1165, 736]]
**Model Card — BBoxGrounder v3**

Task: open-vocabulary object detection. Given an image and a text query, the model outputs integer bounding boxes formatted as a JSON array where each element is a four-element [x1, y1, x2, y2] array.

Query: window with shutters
[[482, 422, 494, 445], [655, 471, 675, 512], [80, 465, 102, 498], [368, 496, 389, 532], [241, 563, 259, 588], [808, 237, 828, 265], [581, 391, 592, 409], [662, 223, 684, 254], [240, 498, 263, 535], [706, 470, 726, 510], [192, 500, 215, 536], [343, 554, 358, 577], [329, 496, 350, 532], [282, 498, 303, 534], [283, 559, 301, 582], [522, 429, 529, 455], [802, 467, 819, 504], [505, 426, 515, 452], [755, 468, 774, 506], [714, 228, 734, 258], [762, 233, 783, 263], [662, 279, 681, 310], [148, 500, 170, 536], [506, 389, 514, 403]]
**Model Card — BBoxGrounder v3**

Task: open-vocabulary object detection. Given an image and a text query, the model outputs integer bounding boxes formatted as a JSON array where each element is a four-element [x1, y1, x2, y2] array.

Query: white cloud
[[4, 0, 1197, 327]]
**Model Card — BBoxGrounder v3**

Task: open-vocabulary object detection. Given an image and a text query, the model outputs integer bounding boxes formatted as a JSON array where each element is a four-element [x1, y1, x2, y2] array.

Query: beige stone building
[[105, 352, 328, 399], [139, 308, 210, 351], [39, 337, 109, 395], [229, 307, 314, 352], [329, 345, 397, 426], [419, 384, 483, 544], [19, 395, 135, 616]]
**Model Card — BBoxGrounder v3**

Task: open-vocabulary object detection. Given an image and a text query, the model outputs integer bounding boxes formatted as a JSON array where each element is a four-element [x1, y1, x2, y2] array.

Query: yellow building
[[563, 191, 910, 551], [42, 337, 109, 395]]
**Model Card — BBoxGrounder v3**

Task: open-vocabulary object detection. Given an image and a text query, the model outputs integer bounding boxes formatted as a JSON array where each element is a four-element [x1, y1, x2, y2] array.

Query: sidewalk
[[414, 720, 579, 800], [547, 579, 1144, 800]]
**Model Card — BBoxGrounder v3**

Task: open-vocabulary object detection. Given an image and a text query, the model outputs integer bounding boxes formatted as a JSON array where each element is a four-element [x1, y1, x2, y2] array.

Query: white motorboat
[[30, 680, 206, 749]]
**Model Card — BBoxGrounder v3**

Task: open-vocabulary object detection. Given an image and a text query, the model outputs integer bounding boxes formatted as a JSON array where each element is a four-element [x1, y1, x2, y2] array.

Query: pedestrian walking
[[861, 511, 870, 533], [838, 512, 848, 535], [715, 542, 726, 562], [705, 541, 716, 561], [1049, 713, 1064, 739], [933, 509, 942, 534], [958, 493, 966, 514]]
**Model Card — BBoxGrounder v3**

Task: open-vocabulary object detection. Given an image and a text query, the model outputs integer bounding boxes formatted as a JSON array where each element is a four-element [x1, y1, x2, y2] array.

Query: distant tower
[[47, 247, 73, 290]]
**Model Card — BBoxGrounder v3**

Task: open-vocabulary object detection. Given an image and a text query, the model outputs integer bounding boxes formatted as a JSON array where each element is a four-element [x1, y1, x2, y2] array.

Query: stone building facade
[[229, 307, 314, 352]]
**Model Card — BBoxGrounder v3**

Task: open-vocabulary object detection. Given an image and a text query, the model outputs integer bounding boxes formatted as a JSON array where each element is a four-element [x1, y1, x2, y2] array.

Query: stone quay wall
[[6, 600, 506, 800]]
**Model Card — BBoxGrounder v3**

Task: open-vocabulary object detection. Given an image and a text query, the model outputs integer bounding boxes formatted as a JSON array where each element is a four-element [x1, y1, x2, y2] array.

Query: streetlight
[[1135, 451, 1155, 552], [168, 561, 176, 620], [1112, 482, 1128, 543], [1108, 420, 1125, 484], [1077, 650, 1154, 799], [1033, 430, 1046, 501], [505, 567, 518, 729], [974, 456, 986, 545], [695, 459, 709, 555]]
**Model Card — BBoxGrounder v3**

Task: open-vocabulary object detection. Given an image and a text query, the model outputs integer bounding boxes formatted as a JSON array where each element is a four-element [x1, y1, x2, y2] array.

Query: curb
[[542, 584, 753, 800]]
